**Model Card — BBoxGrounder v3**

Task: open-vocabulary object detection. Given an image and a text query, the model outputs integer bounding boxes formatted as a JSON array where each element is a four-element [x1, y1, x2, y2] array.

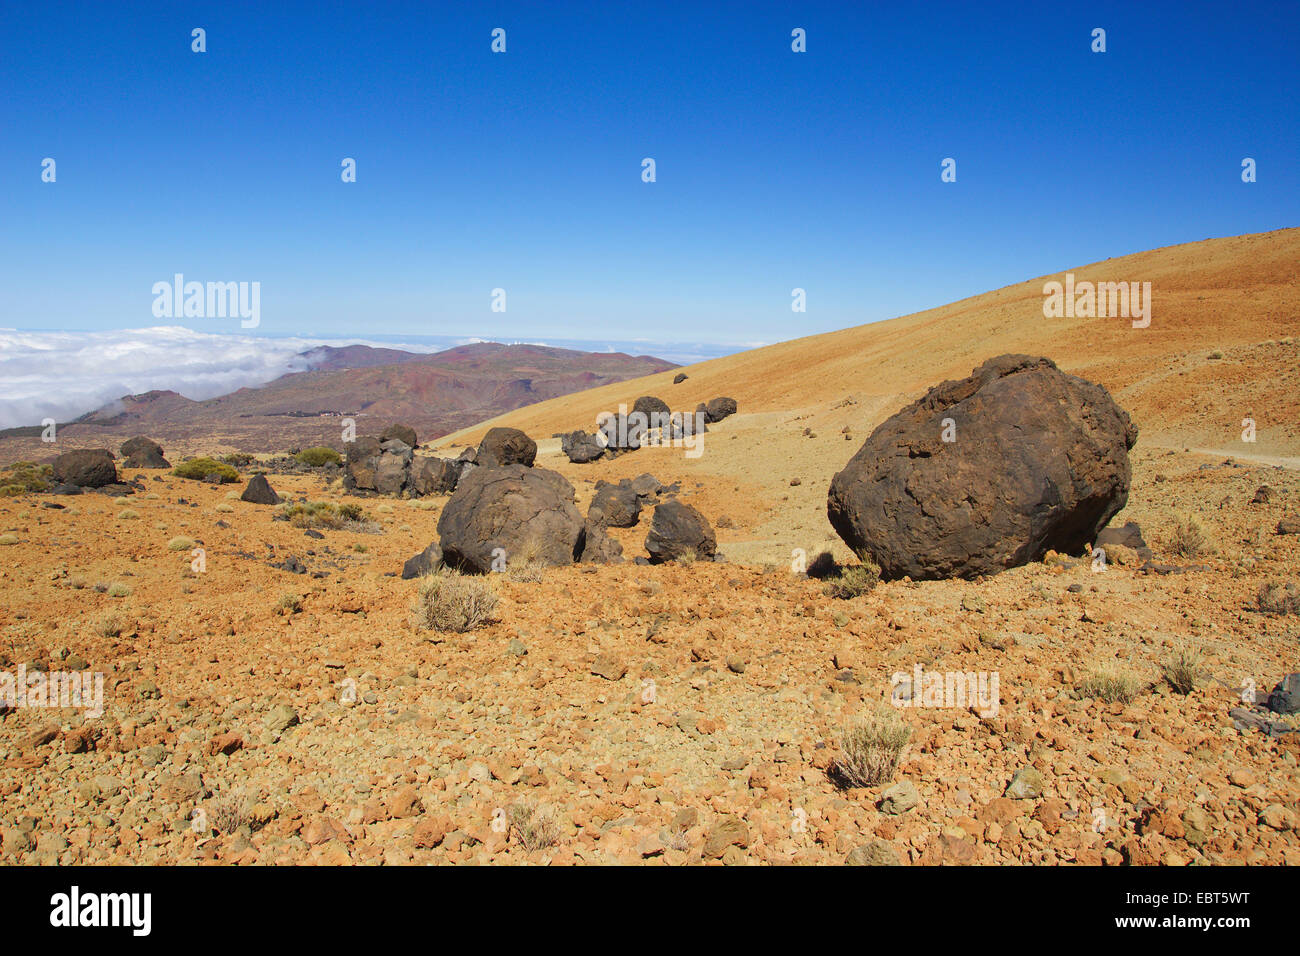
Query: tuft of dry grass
[[835, 709, 911, 788], [1162, 646, 1201, 695], [506, 558, 548, 583], [96, 615, 122, 639], [411, 570, 499, 633], [168, 536, 196, 551], [1168, 514, 1209, 559], [824, 555, 881, 599], [1077, 664, 1144, 704], [509, 801, 561, 851]]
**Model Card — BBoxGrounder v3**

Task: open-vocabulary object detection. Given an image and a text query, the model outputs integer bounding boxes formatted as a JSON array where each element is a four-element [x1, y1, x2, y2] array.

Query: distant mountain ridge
[[0, 342, 676, 456]]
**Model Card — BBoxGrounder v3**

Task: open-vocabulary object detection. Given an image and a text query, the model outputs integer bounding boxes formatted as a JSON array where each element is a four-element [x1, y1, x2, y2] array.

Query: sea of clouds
[[0, 327, 442, 431]]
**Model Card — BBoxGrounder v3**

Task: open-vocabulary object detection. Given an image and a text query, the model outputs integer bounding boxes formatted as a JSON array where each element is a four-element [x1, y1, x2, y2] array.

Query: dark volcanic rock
[[645, 500, 717, 563], [240, 473, 281, 505], [579, 512, 625, 564], [560, 430, 606, 464], [380, 423, 418, 449], [596, 413, 644, 451], [591, 481, 642, 528], [632, 396, 672, 424], [475, 427, 537, 468], [705, 397, 738, 423], [119, 436, 170, 469], [437, 464, 582, 572], [827, 355, 1137, 580], [1270, 674, 1300, 715], [52, 449, 118, 488], [409, 457, 462, 495], [402, 541, 443, 579], [375, 451, 409, 496], [673, 373, 688, 384], [344, 437, 383, 492]]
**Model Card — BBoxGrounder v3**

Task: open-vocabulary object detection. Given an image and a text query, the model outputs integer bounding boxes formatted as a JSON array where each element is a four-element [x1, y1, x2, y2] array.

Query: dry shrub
[[835, 709, 911, 788], [1162, 646, 1201, 695], [1257, 581, 1300, 615], [824, 556, 881, 599], [1169, 515, 1209, 559], [278, 501, 377, 533], [509, 801, 560, 851], [506, 558, 548, 583], [411, 570, 498, 633], [1077, 664, 1143, 704]]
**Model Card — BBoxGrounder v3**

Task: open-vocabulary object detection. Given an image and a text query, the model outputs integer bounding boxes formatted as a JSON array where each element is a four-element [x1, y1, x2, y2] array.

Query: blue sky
[[2, 0, 1296, 348]]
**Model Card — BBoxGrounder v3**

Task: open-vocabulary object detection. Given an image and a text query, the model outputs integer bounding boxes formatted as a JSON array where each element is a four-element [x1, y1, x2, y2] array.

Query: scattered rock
[[52, 449, 118, 488], [438, 465, 583, 572], [475, 427, 537, 468], [645, 500, 716, 563], [240, 473, 281, 504]]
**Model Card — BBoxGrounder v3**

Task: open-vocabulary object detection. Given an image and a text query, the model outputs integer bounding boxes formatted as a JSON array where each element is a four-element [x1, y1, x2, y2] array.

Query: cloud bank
[[0, 327, 439, 430]]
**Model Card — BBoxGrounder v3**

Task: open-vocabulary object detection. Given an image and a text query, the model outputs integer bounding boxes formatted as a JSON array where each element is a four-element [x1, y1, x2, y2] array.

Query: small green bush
[[173, 457, 239, 483], [295, 447, 342, 467]]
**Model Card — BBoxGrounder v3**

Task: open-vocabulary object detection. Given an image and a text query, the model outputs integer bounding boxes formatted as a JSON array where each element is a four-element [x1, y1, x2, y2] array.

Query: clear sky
[[2, 0, 1296, 346]]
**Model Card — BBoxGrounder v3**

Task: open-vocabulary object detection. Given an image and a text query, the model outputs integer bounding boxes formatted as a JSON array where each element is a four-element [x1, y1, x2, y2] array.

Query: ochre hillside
[[432, 229, 1300, 565], [441, 229, 1299, 456]]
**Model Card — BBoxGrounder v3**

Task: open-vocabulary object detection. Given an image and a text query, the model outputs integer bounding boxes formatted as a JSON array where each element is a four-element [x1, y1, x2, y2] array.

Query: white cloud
[[0, 327, 440, 430]]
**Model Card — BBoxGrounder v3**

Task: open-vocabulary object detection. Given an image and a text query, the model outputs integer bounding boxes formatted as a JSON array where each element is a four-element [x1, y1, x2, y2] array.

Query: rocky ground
[[0, 439, 1297, 865]]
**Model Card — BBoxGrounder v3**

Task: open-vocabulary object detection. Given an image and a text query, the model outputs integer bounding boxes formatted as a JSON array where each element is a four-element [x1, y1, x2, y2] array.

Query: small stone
[[265, 704, 300, 735], [1006, 766, 1045, 800], [845, 840, 902, 866], [703, 815, 749, 859], [879, 780, 921, 815], [590, 653, 627, 681]]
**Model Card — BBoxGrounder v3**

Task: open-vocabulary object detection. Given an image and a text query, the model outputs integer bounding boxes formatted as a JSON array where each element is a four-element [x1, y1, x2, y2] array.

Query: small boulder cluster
[[558, 394, 737, 464], [46, 434, 173, 496], [403, 430, 718, 578]]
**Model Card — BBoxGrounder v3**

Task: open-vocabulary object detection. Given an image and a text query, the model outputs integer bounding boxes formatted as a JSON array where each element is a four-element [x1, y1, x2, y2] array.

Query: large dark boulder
[[52, 449, 118, 488], [240, 473, 281, 504], [437, 464, 583, 572], [633, 396, 671, 426], [120, 436, 170, 469], [592, 481, 642, 527], [673, 373, 688, 384], [343, 437, 383, 492], [374, 451, 409, 495], [645, 500, 716, 563], [705, 397, 738, 423], [409, 457, 461, 495], [596, 413, 644, 451], [380, 423, 418, 449], [560, 430, 606, 464], [827, 355, 1138, 581], [475, 427, 537, 468]]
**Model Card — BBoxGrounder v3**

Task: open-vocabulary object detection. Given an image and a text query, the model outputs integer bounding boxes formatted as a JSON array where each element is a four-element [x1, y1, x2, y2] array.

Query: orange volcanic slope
[[437, 228, 1300, 460]]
